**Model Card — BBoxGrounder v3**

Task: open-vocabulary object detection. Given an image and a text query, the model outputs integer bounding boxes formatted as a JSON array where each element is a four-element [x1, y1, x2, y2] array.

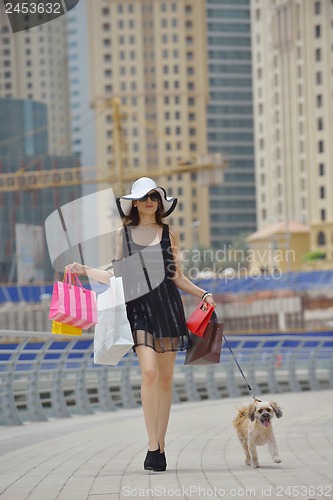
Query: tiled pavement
[[0, 390, 332, 500]]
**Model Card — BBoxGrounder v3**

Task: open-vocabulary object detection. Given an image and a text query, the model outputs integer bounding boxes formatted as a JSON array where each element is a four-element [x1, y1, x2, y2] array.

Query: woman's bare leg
[[135, 342, 160, 451], [155, 349, 177, 452]]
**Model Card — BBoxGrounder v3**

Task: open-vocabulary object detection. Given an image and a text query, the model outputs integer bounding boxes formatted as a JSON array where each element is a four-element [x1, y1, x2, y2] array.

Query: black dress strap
[[123, 225, 132, 256]]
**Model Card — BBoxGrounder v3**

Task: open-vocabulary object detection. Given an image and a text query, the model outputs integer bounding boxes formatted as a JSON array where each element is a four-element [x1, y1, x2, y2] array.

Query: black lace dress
[[119, 223, 189, 353]]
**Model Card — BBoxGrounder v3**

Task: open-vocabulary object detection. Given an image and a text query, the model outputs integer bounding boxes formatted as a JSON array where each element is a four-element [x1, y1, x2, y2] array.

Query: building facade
[[88, 0, 211, 250], [251, 0, 333, 261], [67, 0, 96, 168], [206, 0, 257, 251], [0, 99, 80, 282], [0, 3, 72, 155]]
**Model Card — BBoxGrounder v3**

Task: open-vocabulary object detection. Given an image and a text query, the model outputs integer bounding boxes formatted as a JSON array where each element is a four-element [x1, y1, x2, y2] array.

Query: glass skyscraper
[[206, 0, 256, 251]]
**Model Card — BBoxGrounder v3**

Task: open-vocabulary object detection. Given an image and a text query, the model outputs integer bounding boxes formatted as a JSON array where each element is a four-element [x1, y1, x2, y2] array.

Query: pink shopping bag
[[48, 270, 97, 329]]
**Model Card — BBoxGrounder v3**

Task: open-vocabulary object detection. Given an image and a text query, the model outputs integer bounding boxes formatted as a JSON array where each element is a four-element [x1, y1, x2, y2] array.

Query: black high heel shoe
[[158, 450, 167, 471], [144, 447, 161, 471]]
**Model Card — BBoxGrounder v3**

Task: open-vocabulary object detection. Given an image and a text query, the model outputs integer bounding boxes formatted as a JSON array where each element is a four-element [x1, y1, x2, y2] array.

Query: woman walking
[[67, 177, 216, 472]]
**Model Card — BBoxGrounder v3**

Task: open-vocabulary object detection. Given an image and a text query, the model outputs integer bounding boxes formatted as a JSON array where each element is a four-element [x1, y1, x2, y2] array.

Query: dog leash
[[223, 335, 261, 402]]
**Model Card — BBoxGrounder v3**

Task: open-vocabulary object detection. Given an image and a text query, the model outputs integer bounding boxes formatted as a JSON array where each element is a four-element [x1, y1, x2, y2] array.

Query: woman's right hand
[[65, 262, 86, 276]]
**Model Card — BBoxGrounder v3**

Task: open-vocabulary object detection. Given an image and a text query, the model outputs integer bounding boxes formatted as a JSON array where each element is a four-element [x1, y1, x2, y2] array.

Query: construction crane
[[0, 98, 228, 193]]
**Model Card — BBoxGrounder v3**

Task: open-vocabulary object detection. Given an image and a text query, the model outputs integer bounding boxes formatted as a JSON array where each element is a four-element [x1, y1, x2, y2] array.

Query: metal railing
[[1, 330, 332, 426]]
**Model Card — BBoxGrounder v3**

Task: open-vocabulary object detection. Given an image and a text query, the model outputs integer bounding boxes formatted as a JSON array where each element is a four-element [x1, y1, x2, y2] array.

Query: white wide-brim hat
[[116, 177, 177, 218]]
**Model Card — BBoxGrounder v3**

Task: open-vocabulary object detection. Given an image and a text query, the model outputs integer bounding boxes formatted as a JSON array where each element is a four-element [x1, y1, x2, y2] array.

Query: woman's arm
[[169, 225, 216, 307], [66, 227, 123, 284]]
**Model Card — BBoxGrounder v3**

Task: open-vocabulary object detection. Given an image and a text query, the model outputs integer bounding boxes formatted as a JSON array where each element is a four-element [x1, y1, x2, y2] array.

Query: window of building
[[102, 7, 109, 15], [318, 140, 324, 153], [315, 48, 321, 61], [320, 210, 326, 222], [315, 25, 321, 37], [320, 186, 325, 199], [185, 5, 192, 14], [187, 51, 193, 60], [317, 94, 323, 107], [319, 163, 325, 176], [316, 71, 322, 84], [318, 117, 323, 130], [314, 1, 321, 15], [317, 231, 325, 245]]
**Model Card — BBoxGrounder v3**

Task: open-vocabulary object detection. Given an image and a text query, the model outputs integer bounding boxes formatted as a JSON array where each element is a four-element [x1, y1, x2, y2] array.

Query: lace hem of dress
[[132, 329, 187, 353]]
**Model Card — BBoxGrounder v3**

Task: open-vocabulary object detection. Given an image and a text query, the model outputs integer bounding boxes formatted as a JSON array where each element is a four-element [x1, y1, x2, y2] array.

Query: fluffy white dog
[[233, 400, 283, 468]]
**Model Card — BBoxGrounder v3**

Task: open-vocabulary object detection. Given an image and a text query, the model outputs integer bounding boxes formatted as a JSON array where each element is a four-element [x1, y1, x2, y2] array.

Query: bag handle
[[63, 269, 85, 291]]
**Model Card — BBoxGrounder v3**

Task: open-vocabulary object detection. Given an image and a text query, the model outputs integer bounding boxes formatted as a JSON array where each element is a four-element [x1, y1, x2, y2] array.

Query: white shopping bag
[[94, 276, 134, 365]]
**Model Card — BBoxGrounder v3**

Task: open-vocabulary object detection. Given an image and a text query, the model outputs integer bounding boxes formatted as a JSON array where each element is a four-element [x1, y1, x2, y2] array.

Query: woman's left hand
[[203, 295, 216, 310]]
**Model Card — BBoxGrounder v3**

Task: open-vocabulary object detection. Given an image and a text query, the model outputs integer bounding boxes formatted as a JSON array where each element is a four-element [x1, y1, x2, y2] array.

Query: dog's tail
[[233, 406, 248, 428]]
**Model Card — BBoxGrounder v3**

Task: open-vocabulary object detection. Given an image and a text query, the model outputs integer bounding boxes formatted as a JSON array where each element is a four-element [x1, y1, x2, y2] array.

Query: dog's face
[[247, 401, 283, 428]]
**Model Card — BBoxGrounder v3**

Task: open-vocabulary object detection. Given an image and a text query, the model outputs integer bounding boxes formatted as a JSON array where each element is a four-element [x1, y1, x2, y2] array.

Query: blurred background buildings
[[0, 0, 332, 288]]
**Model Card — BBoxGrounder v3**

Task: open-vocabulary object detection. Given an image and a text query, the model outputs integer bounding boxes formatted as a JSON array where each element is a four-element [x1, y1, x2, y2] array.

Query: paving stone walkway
[[0, 390, 332, 500]]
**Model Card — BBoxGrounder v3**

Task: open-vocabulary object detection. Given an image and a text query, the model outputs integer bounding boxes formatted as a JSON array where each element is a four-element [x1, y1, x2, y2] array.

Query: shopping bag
[[51, 320, 82, 336], [48, 270, 97, 329], [94, 276, 134, 365], [186, 300, 215, 337], [184, 314, 224, 365]]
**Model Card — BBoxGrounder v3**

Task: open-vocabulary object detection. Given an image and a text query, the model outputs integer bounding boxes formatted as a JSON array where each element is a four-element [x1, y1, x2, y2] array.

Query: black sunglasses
[[137, 192, 160, 202]]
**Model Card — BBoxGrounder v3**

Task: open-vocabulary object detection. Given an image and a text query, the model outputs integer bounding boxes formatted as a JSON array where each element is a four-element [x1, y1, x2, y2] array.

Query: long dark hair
[[123, 192, 164, 227]]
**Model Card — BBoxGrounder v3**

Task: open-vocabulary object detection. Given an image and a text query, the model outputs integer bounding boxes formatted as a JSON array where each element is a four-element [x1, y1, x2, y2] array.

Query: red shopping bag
[[48, 270, 97, 329], [186, 300, 215, 337]]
